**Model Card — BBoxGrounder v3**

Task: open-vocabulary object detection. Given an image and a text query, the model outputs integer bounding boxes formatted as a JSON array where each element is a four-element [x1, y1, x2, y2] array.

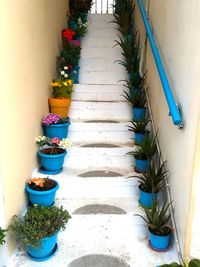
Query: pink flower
[[51, 137, 60, 145]]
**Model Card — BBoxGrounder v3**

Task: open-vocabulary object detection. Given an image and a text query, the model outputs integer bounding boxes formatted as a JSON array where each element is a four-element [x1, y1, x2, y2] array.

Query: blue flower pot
[[133, 107, 146, 121], [43, 122, 71, 139], [135, 158, 149, 173], [139, 186, 158, 208], [73, 65, 80, 84], [69, 21, 78, 30], [25, 182, 59, 207], [149, 228, 171, 251], [134, 132, 146, 145], [26, 233, 58, 261], [38, 149, 67, 174]]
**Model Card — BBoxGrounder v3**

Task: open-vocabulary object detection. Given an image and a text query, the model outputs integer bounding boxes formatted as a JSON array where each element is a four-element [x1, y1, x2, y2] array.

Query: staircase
[[10, 14, 179, 267]]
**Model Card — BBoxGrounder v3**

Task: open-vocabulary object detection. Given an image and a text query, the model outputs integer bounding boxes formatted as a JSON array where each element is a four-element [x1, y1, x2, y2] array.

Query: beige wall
[[134, 0, 200, 257], [0, 0, 68, 256]]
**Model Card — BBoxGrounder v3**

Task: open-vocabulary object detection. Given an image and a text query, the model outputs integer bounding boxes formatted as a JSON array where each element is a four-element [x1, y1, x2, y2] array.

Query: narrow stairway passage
[[11, 14, 179, 267]]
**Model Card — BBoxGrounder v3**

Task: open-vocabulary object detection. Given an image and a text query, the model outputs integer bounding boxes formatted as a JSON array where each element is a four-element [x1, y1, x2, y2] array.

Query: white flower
[[64, 66, 68, 70], [59, 138, 72, 149], [64, 73, 68, 78], [61, 71, 65, 75]]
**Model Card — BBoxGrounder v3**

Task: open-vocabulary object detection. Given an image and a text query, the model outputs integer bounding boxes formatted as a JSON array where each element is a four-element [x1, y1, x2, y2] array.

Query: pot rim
[[25, 181, 59, 195], [148, 226, 172, 237], [42, 122, 71, 127], [38, 149, 67, 158]]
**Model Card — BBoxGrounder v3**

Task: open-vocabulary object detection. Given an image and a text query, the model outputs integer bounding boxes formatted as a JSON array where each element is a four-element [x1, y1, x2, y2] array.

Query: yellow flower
[[67, 79, 73, 86], [51, 82, 59, 87], [63, 81, 68, 86]]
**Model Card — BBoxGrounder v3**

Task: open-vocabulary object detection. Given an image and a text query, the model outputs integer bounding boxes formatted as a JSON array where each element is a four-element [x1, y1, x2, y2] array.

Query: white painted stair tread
[[73, 84, 126, 93], [79, 58, 124, 72], [81, 36, 117, 48]]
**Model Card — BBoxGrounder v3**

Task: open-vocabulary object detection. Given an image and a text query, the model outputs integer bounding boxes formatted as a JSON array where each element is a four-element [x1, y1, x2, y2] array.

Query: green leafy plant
[[123, 88, 147, 108], [131, 161, 167, 193], [136, 201, 172, 236], [128, 133, 157, 160], [9, 205, 71, 248], [60, 42, 81, 66], [0, 227, 6, 245], [160, 259, 200, 267], [128, 117, 150, 133], [70, 0, 93, 14], [51, 79, 73, 98]]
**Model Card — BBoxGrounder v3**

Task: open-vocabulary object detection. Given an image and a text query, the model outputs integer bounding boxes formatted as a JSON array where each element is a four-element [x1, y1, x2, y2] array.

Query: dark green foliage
[[132, 161, 167, 193], [160, 259, 200, 267], [123, 88, 147, 108], [60, 42, 81, 66], [136, 201, 172, 236], [9, 206, 71, 248], [128, 133, 157, 160], [69, 0, 93, 14], [128, 117, 150, 133], [0, 227, 6, 245]]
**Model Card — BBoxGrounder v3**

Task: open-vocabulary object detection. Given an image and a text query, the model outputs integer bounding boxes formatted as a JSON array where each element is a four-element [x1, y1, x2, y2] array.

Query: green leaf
[[189, 259, 200, 267]]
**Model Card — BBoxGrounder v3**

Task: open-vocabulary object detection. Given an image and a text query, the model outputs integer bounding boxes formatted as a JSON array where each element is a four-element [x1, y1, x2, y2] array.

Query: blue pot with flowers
[[26, 178, 59, 207], [42, 113, 70, 139], [72, 65, 80, 84], [36, 136, 72, 174]]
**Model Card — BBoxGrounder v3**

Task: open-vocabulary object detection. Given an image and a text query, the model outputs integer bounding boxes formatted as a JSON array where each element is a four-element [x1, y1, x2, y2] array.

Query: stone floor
[[9, 14, 179, 267]]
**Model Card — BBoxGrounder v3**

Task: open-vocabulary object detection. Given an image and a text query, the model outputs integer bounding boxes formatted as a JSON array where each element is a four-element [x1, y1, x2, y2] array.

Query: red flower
[[68, 65, 73, 71], [62, 28, 75, 41]]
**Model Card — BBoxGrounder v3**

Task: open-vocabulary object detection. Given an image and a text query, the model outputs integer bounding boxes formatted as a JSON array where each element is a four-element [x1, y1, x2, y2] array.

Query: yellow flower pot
[[48, 98, 71, 118]]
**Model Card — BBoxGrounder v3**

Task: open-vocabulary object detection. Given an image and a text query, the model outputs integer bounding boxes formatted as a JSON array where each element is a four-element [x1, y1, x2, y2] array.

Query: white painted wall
[[134, 0, 200, 257]]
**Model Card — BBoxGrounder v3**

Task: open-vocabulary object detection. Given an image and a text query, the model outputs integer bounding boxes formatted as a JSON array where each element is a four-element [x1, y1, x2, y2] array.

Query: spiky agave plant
[[131, 161, 167, 193], [128, 133, 157, 160], [135, 201, 172, 236], [128, 117, 150, 134], [123, 88, 147, 108]]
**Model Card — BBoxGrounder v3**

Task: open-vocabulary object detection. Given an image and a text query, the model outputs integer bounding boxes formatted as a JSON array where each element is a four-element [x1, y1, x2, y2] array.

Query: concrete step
[[68, 122, 133, 146], [79, 58, 124, 72], [88, 14, 114, 22], [68, 101, 132, 122], [81, 36, 116, 48], [79, 70, 124, 85], [64, 147, 134, 175], [81, 46, 123, 59]]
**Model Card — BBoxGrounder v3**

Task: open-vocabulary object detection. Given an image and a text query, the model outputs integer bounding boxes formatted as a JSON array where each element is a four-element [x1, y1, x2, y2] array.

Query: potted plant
[[131, 161, 167, 208], [159, 259, 200, 267], [36, 136, 72, 174], [69, 0, 93, 17], [48, 78, 73, 118], [25, 178, 59, 207], [9, 205, 71, 261], [128, 133, 157, 173], [0, 227, 6, 245], [42, 113, 70, 139], [136, 201, 172, 251], [123, 88, 147, 121], [128, 117, 150, 145], [62, 28, 80, 46], [60, 44, 81, 67]]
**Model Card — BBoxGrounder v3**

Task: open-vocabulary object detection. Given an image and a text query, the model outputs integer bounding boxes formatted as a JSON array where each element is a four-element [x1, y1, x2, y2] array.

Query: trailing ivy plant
[[0, 227, 6, 245], [9, 205, 71, 248]]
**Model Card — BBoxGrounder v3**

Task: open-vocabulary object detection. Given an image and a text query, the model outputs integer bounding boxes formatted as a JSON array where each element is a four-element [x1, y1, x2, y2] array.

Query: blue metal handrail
[[138, 0, 183, 128]]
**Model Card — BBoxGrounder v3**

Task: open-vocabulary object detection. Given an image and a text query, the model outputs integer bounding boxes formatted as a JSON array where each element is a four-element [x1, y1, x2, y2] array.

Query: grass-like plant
[[0, 227, 6, 245], [131, 161, 167, 193], [9, 205, 71, 248], [135, 201, 172, 236]]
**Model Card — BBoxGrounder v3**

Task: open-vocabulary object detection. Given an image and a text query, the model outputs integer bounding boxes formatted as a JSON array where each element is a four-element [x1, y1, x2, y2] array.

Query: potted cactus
[[128, 117, 150, 145], [136, 201, 172, 251], [128, 133, 157, 173], [9, 205, 71, 261], [25, 178, 59, 207], [131, 161, 167, 208], [35, 136, 72, 174], [123, 88, 147, 121]]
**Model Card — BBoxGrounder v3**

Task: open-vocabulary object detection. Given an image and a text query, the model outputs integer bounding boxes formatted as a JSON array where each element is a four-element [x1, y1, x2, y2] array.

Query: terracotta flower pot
[[48, 98, 71, 118]]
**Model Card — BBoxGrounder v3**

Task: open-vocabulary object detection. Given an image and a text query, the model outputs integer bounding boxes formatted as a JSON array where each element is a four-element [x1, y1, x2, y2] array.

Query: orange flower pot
[[48, 98, 71, 118]]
